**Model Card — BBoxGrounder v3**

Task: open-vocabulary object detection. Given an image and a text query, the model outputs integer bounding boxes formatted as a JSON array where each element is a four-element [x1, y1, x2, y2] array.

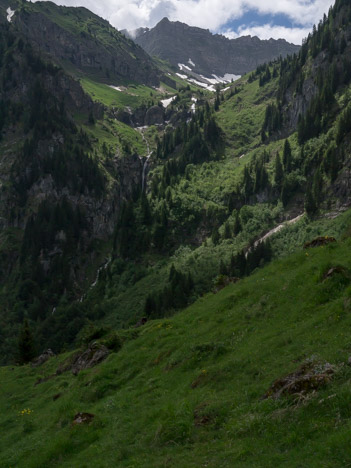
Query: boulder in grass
[[323, 265, 350, 281], [263, 359, 335, 400], [71, 342, 109, 376], [72, 412, 95, 425], [31, 349, 55, 367], [304, 236, 336, 249]]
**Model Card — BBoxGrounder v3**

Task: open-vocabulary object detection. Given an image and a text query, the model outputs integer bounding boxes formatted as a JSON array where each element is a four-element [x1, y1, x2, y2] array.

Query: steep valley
[[1, 0, 351, 465]]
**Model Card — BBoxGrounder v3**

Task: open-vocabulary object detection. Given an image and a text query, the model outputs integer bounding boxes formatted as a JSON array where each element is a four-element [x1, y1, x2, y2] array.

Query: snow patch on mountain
[[109, 85, 123, 92], [6, 7, 15, 23], [176, 73, 188, 79], [191, 97, 197, 113], [222, 73, 241, 82], [188, 58, 195, 67], [188, 78, 216, 92], [178, 63, 192, 72], [206, 74, 241, 84], [161, 96, 176, 108]]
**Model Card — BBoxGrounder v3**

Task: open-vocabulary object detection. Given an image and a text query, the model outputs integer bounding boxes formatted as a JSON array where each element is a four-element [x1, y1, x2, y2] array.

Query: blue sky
[[35, 0, 335, 44], [224, 10, 298, 32]]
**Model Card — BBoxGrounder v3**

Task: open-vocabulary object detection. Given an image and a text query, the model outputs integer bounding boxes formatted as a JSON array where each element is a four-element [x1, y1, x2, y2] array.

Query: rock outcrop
[[31, 349, 55, 367], [72, 412, 95, 425], [145, 105, 165, 126], [263, 360, 335, 400], [57, 342, 110, 376]]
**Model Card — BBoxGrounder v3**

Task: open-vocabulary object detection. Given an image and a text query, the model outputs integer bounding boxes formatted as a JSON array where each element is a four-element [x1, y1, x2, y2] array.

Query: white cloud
[[223, 24, 312, 45], [32, 0, 335, 43]]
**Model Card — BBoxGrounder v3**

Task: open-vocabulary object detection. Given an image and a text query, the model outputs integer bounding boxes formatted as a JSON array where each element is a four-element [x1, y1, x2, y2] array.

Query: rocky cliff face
[[7, 1, 160, 86], [127, 18, 300, 77], [0, 17, 147, 302]]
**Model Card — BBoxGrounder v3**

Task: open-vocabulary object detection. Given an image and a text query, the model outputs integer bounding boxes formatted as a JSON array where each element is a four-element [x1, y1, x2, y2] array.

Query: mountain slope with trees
[[2, 0, 351, 465], [1, 0, 351, 362], [1, 6, 351, 466]]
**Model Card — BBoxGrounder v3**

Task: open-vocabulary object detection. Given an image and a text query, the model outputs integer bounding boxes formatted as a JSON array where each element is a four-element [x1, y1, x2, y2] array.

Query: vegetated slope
[[0, 3, 207, 362], [2, 0, 351, 368], [85, 0, 351, 334], [0, 0, 160, 86], [0, 17, 147, 362], [126, 17, 300, 78], [3, 222, 351, 466]]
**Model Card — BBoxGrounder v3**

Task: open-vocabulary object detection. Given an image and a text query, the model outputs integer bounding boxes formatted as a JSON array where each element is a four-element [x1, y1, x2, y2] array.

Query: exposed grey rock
[[71, 342, 109, 376], [131, 17, 300, 78], [285, 78, 318, 131], [115, 153, 143, 201], [145, 105, 165, 126], [263, 360, 335, 400], [31, 349, 55, 367], [115, 109, 133, 126], [73, 412, 95, 425]]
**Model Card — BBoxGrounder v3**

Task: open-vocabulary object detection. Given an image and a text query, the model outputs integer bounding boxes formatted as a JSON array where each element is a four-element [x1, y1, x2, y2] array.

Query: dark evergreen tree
[[211, 227, 220, 245], [233, 211, 242, 236], [312, 168, 323, 206], [305, 185, 317, 216], [223, 221, 232, 239], [219, 259, 228, 275], [144, 295, 156, 317], [18, 319, 35, 364], [274, 154, 284, 189], [283, 139, 292, 172]]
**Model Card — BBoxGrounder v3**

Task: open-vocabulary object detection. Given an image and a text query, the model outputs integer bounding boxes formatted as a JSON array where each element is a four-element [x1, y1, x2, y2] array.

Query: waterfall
[[137, 127, 153, 192], [78, 257, 111, 302], [142, 158, 149, 192]]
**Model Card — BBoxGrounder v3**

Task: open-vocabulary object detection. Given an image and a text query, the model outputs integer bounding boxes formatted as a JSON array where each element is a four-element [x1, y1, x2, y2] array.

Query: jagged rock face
[[45, 72, 104, 118], [130, 18, 300, 77], [285, 77, 318, 131], [113, 105, 168, 127], [115, 153, 143, 200], [12, 3, 160, 86], [145, 105, 165, 125]]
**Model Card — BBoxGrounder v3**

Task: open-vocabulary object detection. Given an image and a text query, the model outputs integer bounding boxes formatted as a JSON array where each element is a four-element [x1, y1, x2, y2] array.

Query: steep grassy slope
[[2, 222, 351, 467]]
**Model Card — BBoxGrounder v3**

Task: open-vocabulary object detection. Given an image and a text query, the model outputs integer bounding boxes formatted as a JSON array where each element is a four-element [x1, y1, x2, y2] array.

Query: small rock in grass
[[72, 412, 95, 425]]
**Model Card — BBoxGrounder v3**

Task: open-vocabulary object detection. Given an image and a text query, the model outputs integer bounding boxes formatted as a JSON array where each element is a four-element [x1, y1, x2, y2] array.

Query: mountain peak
[[132, 19, 300, 77], [158, 16, 170, 24]]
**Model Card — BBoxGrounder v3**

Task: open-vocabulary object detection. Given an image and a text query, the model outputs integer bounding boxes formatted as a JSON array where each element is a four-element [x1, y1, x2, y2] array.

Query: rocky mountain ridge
[[124, 17, 300, 78]]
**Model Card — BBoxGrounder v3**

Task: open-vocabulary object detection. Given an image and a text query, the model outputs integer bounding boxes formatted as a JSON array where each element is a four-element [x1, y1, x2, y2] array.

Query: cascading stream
[[137, 127, 153, 192]]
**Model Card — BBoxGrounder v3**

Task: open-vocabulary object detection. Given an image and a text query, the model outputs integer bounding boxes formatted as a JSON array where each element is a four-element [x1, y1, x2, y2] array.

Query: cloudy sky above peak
[[34, 0, 335, 44]]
